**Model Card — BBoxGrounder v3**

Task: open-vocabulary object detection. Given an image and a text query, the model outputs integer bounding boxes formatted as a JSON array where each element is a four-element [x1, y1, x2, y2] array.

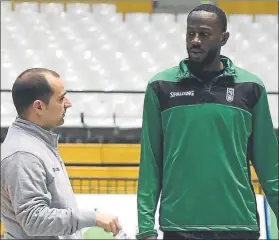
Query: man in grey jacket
[[1, 68, 121, 239]]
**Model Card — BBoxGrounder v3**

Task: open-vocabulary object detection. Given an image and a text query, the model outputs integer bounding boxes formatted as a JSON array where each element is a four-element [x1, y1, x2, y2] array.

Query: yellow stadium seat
[[10, 1, 153, 14], [59, 144, 140, 165], [216, 1, 278, 15], [66, 166, 139, 178], [1, 222, 4, 237]]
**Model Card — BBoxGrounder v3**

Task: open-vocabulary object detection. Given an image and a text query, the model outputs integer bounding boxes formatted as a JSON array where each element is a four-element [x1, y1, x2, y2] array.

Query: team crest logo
[[226, 88, 234, 102]]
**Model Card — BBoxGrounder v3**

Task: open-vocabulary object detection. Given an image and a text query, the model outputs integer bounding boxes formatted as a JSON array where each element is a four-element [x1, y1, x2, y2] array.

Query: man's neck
[[19, 114, 50, 131], [189, 62, 224, 75], [188, 59, 225, 82], [202, 60, 224, 72]]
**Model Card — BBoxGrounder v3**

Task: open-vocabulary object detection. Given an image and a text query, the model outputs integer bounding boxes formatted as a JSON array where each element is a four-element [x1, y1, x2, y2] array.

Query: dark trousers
[[163, 231, 260, 240]]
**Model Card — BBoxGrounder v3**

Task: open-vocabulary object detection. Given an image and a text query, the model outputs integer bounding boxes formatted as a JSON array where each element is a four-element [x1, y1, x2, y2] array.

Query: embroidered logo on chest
[[53, 167, 60, 172], [226, 88, 234, 102], [170, 91, 195, 98]]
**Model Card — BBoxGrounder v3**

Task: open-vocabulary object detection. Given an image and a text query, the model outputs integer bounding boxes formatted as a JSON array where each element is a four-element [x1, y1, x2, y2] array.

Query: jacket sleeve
[[250, 87, 278, 226], [1, 152, 96, 237], [136, 82, 163, 239]]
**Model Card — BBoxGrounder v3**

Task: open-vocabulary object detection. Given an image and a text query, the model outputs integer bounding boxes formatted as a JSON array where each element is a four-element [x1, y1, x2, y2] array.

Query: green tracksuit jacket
[[136, 56, 278, 239]]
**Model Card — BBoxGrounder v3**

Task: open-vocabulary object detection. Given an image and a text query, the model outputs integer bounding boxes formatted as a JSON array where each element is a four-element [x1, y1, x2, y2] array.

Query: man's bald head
[[12, 68, 60, 116]]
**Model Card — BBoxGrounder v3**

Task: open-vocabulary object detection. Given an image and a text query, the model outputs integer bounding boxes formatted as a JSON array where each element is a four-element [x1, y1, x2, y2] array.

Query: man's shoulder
[[1, 126, 45, 162], [148, 65, 180, 84], [1, 151, 39, 166], [234, 66, 265, 87]]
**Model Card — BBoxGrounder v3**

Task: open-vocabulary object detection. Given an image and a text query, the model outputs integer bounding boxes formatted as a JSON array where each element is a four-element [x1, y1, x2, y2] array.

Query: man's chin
[[188, 58, 205, 69], [60, 118, 64, 125], [188, 53, 204, 62], [54, 118, 64, 128], [189, 58, 203, 64]]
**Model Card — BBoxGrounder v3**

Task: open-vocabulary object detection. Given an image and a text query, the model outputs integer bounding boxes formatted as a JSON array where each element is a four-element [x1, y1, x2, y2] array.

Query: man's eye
[[188, 32, 195, 36], [200, 32, 209, 37]]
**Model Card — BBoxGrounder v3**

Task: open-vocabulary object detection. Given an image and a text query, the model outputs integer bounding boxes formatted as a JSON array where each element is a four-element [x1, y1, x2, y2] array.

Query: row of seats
[[1, 3, 277, 90], [59, 143, 140, 164], [67, 165, 258, 180], [2, 2, 278, 25], [1, 2, 278, 128], [1, 92, 277, 128]]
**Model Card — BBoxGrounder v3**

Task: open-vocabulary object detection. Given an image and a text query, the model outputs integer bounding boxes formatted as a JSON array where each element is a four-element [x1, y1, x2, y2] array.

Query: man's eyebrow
[[58, 92, 67, 98], [187, 26, 213, 31]]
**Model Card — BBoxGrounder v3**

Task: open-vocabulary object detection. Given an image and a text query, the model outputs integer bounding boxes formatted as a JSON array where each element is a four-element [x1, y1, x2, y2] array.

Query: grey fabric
[[1, 118, 96, 239]]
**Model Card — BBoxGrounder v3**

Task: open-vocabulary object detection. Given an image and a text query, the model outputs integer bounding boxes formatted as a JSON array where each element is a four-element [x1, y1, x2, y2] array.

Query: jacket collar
[[12, 117, 59, 150], [176, 55, 237, 80]]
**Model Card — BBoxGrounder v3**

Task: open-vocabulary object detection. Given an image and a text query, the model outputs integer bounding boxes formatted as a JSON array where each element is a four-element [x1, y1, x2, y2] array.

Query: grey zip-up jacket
[[1, 118, 96, 239]]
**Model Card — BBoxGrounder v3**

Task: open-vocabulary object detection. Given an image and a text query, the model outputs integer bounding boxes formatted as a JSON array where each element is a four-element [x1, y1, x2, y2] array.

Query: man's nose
[[191, 34, 202, 45], [64, 97, 72, 108]]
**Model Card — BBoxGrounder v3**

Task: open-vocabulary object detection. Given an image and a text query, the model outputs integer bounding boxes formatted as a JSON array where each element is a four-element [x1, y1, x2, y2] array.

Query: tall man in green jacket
[[136, 4, 278, 240]]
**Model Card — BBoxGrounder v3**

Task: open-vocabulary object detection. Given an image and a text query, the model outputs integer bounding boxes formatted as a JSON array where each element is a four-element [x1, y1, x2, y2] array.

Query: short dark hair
[[12, 68, 60, 116], [189, 4, 227, 32]]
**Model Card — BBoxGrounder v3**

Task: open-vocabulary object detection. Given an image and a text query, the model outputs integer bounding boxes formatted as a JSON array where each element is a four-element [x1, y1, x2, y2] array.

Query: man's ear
[[221, 32, 230, 46], [33, 100, 44, 114]]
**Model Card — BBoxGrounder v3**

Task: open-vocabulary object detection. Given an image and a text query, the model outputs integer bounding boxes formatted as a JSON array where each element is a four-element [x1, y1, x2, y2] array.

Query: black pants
[[163, 231, 260, 240]]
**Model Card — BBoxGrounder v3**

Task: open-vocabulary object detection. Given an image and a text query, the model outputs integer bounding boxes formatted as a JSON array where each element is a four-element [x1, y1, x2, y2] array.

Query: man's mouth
[[190, 51, 203, 58], [190, 49, 203, 53], [189, 50, 204, 58]]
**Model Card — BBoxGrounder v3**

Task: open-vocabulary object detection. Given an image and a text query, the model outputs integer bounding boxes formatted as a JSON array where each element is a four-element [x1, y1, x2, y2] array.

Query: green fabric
[[251, 89, 279, 221], [137, 85, 162, 239], [136, 56, 278, 239], [159, 104, 255, 228]]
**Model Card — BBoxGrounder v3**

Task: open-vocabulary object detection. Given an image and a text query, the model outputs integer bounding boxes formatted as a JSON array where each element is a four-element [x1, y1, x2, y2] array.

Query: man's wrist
[[78, 209, 96, 229]]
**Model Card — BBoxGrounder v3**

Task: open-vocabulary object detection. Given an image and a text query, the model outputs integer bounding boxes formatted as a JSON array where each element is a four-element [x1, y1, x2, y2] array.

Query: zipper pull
[[205, 84, 211, 92]]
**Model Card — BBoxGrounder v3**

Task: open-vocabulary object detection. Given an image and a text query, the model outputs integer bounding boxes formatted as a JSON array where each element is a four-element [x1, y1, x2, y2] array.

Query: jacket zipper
[[205, 75, 223, 92], [53, 149, 64, 170], [188, 73, 222, 93], [205, 82, 213, 92], [54, 137, 64, 170]]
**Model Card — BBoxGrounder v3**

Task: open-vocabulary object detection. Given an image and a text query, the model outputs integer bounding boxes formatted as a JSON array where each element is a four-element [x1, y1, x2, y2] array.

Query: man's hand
[[95, 212, 121, 236]]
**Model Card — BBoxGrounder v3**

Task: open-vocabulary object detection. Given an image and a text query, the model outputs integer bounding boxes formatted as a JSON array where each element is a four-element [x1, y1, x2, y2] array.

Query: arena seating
[[1, 2, 278, 129], [1, 3, 274, 236]]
